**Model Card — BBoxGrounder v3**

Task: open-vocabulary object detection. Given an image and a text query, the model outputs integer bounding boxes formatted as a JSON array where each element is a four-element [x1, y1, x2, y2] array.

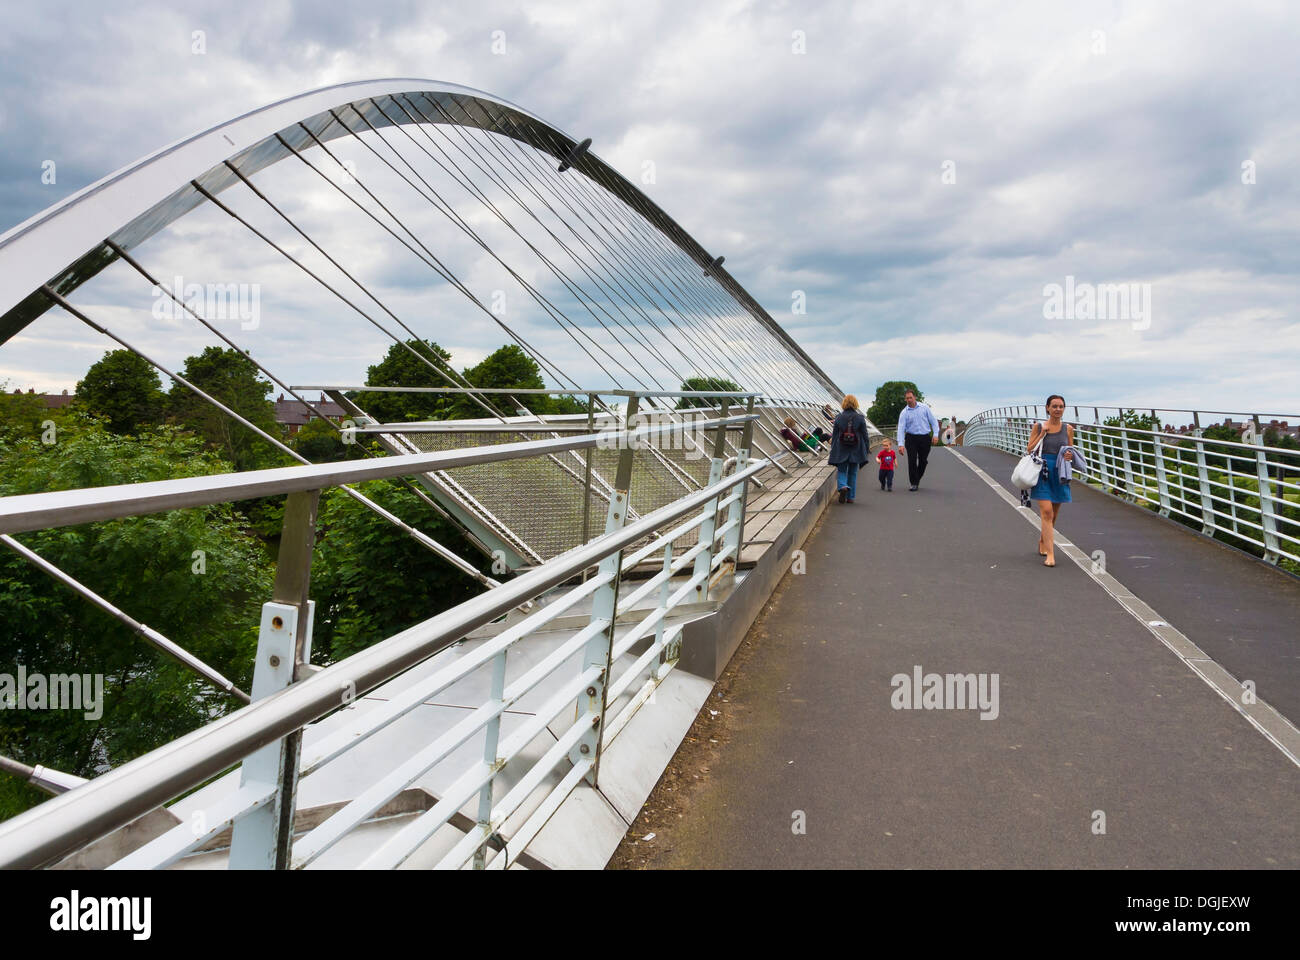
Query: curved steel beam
[[0, 80, 555, 340], [0, 78, 840, 396]]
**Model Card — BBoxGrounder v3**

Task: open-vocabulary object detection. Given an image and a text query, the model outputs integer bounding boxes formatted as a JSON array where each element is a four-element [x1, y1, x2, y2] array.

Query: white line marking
[[947, 447, 1300, 769]]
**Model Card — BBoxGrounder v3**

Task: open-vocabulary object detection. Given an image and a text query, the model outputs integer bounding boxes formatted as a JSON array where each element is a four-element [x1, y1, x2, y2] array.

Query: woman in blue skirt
[[1027, 394, 1075, 567]]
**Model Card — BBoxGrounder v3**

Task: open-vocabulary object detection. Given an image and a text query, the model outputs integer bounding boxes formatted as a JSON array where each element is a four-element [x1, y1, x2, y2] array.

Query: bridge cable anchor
[[557, 137, 592, 172]]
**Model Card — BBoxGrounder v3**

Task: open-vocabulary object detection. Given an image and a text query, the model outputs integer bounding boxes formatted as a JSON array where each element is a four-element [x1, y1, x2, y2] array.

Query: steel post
[[1253, 415, 1281, 563], [228, 489, 318, 869], [693, 399, 729, 602], [472, 650, 508, 868], [571, 396, 638, 787], [1191, 412, 1215, 532], [653, 541, 677, 679], [1118, 422, 1137, 499], [1151, 410, 1171, 516], [720, 397, 755, 575]]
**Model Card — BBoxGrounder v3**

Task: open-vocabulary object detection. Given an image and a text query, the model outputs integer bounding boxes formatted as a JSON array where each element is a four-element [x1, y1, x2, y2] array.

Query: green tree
[[167, 347, 285, 472], [1202, 423, 1242, 442], [1101, 410, 1162, 472], [0, 423, 272, 820], [352, 339, 455, 423], [290, 416, 351, 464], [74, 350, 165, 434], [309, 480, 485, 663], [0, 383, 54, 447], [451, 344, 585, 418], [867, 381, 922, 428], [675, 376, 742, 410], [1272, 433, 1300, 483]]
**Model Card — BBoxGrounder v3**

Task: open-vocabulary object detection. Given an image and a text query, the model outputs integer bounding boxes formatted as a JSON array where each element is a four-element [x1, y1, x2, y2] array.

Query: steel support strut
[[228, 490, 318, 869]]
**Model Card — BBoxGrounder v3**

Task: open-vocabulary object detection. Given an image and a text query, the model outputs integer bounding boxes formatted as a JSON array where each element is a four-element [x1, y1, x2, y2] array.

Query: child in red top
[[876, 438, 898, 491]]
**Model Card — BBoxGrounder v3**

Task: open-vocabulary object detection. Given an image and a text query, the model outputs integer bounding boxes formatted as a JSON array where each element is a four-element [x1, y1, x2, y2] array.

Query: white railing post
[[229, 489, 319, 869], [1253, 415, 1281, 564], [1192, 412, 1216, 533], [1118, 419, 1137, 499], [572, 396, 637, 787], [719, 397, 755, 580], [1151, 409, 1171, 516], [653, 541, 677, 679], [693, 399, 729, 602], [1080, 416, 1099, 487], [472, 650, 508, 869], [1093, 408, 1114, 492]]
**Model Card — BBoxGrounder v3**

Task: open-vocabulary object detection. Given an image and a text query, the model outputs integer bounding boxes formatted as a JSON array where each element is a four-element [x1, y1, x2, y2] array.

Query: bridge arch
[[0, 78, 837, 397]]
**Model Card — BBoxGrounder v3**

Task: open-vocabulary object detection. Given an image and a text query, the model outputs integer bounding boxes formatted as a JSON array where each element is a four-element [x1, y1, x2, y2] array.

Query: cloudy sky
[[1, 0, 1297, 423]]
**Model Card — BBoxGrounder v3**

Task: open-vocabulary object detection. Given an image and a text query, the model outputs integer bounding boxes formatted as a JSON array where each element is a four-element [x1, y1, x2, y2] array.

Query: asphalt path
[[959, 444, 1300, 726], [659, 448, 1300, 868]]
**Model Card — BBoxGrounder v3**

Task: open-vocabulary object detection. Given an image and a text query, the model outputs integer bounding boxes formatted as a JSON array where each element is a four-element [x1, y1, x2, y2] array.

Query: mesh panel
[[395, 426, 729, 561], [401, 429, 597, 558]]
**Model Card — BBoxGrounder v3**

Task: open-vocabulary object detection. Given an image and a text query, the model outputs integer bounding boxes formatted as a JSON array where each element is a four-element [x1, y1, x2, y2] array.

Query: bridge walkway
[[620, 447, 1300, 868]]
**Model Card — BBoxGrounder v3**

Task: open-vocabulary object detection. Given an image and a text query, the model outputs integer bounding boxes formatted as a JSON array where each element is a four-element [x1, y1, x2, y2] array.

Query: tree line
[[0, 338, 741, 820]]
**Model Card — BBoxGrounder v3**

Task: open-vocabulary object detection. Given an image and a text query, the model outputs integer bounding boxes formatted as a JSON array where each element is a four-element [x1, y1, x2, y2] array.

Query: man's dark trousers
[[904, 433, 932, 486]]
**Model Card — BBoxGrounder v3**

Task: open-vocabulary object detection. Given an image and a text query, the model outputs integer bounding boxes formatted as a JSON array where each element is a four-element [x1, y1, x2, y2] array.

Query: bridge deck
[[614, 447, 1300, 868]]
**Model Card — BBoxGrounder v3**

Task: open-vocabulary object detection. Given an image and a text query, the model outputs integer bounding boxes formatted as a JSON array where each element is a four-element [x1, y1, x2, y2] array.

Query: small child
[[876, 438, 898, 491]]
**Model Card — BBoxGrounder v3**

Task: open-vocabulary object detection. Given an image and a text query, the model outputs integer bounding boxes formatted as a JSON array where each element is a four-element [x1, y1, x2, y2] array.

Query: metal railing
[[0, 404, 762, 869], [297, 385, 834, 565], [963, 405, 1300, 568]]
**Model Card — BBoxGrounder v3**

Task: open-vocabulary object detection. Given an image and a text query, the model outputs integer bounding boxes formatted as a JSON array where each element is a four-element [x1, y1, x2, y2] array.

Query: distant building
[[1264, 419, 1300, 438], [274, 393, 346, 436], [1160, 418, 1299, 439], [10, 388, 75, 409]]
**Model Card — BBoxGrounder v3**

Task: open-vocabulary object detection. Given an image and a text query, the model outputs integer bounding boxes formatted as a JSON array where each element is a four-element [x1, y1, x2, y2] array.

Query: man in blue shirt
[[895, 389, 940, 491]]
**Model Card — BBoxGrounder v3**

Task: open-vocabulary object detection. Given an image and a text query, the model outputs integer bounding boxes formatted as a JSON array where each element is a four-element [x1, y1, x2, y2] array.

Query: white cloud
[[0, 0, 1297, 419]]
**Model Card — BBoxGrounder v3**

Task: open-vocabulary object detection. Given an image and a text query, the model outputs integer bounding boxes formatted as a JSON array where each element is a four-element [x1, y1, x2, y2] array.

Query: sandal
[[1043, 558, 1056, 567]]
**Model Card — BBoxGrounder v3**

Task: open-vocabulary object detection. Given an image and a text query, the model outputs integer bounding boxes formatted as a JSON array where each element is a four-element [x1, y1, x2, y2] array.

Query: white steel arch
[[0, 78, 840, 397]]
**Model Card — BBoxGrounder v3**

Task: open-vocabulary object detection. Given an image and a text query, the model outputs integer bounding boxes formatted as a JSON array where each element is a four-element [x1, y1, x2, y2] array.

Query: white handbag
[[1011, 429, 1046, 490]]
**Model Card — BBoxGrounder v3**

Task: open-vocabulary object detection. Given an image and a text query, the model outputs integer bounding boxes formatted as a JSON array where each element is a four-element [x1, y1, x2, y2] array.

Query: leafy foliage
[[74, 350, 165, 434], [866, 381, 922, 429], [290, 416, 354, 464], [352, 339, 456, 423], [0, 423, 272, 819], [0, 338, 590, 821], [675, 376, 742, 409], [309, 480, 486, 663], [167, 346, 285, 472], [0, 384, 54, 447], [453, 344, 585, 418]]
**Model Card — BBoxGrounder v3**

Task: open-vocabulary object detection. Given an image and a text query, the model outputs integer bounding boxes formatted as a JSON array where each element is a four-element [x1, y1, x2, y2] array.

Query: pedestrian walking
[[895, 389, 940, 490], [829, 394, 870, 504], [1026, 394, 1087, 567]]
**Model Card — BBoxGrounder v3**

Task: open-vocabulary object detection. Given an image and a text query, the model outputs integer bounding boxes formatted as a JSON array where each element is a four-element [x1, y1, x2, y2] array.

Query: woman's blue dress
[[1030, 452, 1072, 503]]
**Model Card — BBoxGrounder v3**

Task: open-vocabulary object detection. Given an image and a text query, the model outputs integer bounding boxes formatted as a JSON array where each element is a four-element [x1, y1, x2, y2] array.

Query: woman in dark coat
[[828, 394, 870, 503]]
